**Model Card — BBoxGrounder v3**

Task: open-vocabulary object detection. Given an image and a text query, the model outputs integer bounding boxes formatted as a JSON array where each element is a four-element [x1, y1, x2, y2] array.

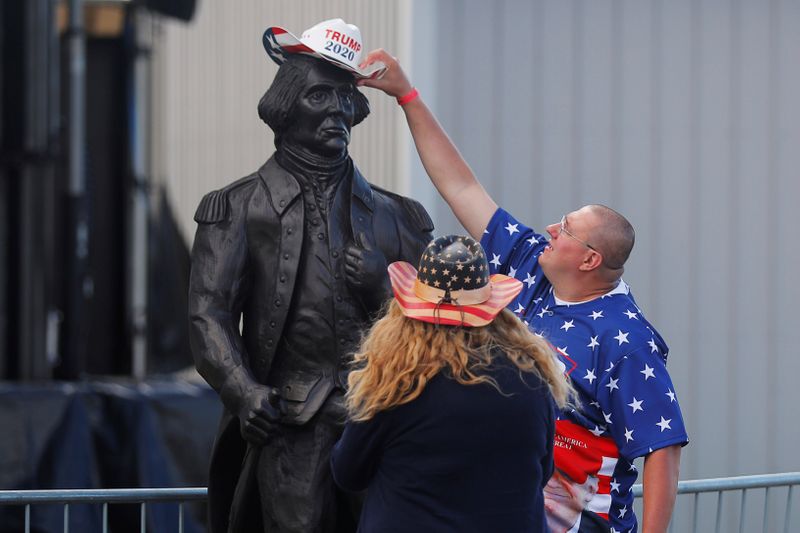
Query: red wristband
[[396, 87, 419, 106]]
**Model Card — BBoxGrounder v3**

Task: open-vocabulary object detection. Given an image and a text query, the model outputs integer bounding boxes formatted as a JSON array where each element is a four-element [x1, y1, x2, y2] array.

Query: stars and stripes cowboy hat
[[388, 235, 523, 327], [262, 18, 387, 79]]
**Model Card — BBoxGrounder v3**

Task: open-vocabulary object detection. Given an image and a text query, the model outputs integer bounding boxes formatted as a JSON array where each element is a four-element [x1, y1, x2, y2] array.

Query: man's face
[[283, 60, 356, 157], [539, 206, 598, 278]]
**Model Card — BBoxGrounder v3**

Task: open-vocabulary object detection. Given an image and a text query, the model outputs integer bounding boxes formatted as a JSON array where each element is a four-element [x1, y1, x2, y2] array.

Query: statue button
[[274, 299, 281, 307], [332, 251, 339, 258], [358, 216, 364, 223], [283, 253, 289, 260], [270, 321, 276, 328], [318, 233, 325, 240], [267, 339, 273, 346], [339, 338, 346, 345], [308, 204, 316, 211], [287, 228, 293, 235], [336, 295, 342, 302], [279, 200, 286, 207], [279, 275, 286, 282], [334, 273, 341, 280]]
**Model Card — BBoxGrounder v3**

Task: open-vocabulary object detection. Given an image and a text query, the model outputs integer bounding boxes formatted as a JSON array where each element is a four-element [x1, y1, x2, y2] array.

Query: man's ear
[[578, 250, 603, 272]]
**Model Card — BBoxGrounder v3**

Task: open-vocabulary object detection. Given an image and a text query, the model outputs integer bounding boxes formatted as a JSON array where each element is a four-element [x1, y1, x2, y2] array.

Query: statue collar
[[258, 155, 374, 215]]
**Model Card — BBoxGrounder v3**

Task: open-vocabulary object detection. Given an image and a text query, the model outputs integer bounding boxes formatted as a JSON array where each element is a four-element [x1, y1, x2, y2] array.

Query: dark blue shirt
[[331, 358, 556, 532]]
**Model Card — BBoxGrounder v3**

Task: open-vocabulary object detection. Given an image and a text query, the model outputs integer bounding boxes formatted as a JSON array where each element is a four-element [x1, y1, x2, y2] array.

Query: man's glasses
[[559, 215, 597, 251]]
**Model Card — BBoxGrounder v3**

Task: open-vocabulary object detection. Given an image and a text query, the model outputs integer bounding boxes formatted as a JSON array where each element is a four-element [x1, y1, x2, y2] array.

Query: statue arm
[[188, 212, 255, 407], [189, 196, 280, 443], [359, 50, 497, 241]]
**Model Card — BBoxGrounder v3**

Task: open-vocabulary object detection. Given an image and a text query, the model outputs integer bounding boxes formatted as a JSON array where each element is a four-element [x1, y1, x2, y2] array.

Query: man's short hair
[[588, 204, 635, 270], [257, 55, 370, 146]]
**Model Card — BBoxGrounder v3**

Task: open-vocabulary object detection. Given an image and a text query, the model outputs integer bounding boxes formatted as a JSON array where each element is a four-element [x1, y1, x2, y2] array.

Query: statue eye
[[307, 90, 327, 104]]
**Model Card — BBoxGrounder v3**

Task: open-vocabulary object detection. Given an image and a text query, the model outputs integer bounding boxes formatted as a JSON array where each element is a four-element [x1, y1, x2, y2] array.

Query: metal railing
[[633, 472, 800, 533], [1, 473, 798, 532], [0, 487, 207, 533]]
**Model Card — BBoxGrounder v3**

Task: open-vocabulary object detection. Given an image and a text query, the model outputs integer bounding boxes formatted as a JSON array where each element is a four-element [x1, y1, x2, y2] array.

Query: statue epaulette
[[372, 185, 434, 233], [401, 196, 434, 233], [194, 189, 229, 224]]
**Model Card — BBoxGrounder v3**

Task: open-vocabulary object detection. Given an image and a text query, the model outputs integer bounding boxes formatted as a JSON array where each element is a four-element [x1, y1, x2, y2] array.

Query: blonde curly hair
[[346, 300, 576, 422]]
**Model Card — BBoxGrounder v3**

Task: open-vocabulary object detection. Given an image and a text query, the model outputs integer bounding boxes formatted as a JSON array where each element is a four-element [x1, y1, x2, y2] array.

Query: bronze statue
[[188, 19, 433, 533]]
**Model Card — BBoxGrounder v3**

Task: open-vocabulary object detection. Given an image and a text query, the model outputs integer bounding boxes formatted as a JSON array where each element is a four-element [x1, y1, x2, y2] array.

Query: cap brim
[[262, 27, 387, 79], [388, 261, 523, 327]]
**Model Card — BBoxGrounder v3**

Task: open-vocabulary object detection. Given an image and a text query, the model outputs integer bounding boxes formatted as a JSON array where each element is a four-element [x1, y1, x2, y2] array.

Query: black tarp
[[0, 379, 221, 532]]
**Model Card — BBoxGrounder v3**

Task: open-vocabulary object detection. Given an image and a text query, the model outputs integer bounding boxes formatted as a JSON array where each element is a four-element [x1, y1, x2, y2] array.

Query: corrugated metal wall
[[424, 0, 800, 489], [151, 0, 410, 242]]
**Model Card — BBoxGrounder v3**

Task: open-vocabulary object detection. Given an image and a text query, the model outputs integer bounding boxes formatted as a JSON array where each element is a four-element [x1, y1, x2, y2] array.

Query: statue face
[[283, 61, 356, 157]]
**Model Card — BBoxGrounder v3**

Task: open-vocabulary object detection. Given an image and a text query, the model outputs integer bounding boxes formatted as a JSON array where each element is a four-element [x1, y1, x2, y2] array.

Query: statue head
[[258, 55, 370, 156]]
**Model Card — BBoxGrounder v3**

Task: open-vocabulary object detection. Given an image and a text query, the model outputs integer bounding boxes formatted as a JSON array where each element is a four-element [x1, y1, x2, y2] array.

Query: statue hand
[[237, 385, 281, 446], [345, 231, 388, 294], [356, 49, 413, 98]]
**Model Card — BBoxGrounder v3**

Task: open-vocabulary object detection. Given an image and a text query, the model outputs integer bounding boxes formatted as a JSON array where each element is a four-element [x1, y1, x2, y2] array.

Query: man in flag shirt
[[482, 208, 687, 533], [357, 49, 688, 532]]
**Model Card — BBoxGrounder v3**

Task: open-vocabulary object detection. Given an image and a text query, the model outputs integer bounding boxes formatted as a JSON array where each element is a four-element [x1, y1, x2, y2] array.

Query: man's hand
[[357, 49, 413, 98], [237, 385, 282, 446], [345, 231, 388, 293]]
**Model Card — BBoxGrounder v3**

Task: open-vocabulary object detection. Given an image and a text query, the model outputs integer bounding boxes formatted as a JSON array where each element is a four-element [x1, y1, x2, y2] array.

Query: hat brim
[[262, 27, 387, 79], [388, 261, 523, 327]]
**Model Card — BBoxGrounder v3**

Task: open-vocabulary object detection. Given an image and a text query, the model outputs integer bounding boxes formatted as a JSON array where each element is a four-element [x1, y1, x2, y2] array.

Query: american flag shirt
[[481, 208, 688, 533]]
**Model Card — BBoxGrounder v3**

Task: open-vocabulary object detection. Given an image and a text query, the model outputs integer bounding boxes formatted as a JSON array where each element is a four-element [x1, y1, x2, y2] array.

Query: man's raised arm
[[358, 49, 497, 240]]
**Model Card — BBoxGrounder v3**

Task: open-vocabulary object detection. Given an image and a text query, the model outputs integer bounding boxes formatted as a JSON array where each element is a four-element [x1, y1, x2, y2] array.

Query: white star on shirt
[[603, 411, 613, 424], [505, 222, 519, 235], [610, 478, 620, 492], [508, 266, 517, 278], [589, 310, 604, 320], [614, 330, 630, 345], [628, 397, 643, 413], [624, 428, 634, 442], [527, 235, 539, 245], [536, 306, 549, 318], [561, 319, 575, 332], [558, 346, 570, 358], [524, 273, 536, 288], [641, 364, 655, 380], [624, 309, 638, 320], [605, 361, 615, 373], [583, 369, 597, 384], [587, 336, 600, 349], [514, 303, 525, 314], [589, 425, 605, 437], [666, 389, 676, 402], [618, 505, 628, 519], [648, 338, 659, 353], [657, 416, 672, 432], [606, 377, 619, 392], [489, 253, 502, 268]]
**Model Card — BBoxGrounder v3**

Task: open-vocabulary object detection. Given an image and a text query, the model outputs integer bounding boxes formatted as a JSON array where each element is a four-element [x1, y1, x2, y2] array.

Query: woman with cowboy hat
[[330, 235, 575, 532]]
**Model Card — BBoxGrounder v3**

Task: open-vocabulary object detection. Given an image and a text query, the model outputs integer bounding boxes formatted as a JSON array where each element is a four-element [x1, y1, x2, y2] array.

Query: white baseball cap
[[262, 18, 387, 79]]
